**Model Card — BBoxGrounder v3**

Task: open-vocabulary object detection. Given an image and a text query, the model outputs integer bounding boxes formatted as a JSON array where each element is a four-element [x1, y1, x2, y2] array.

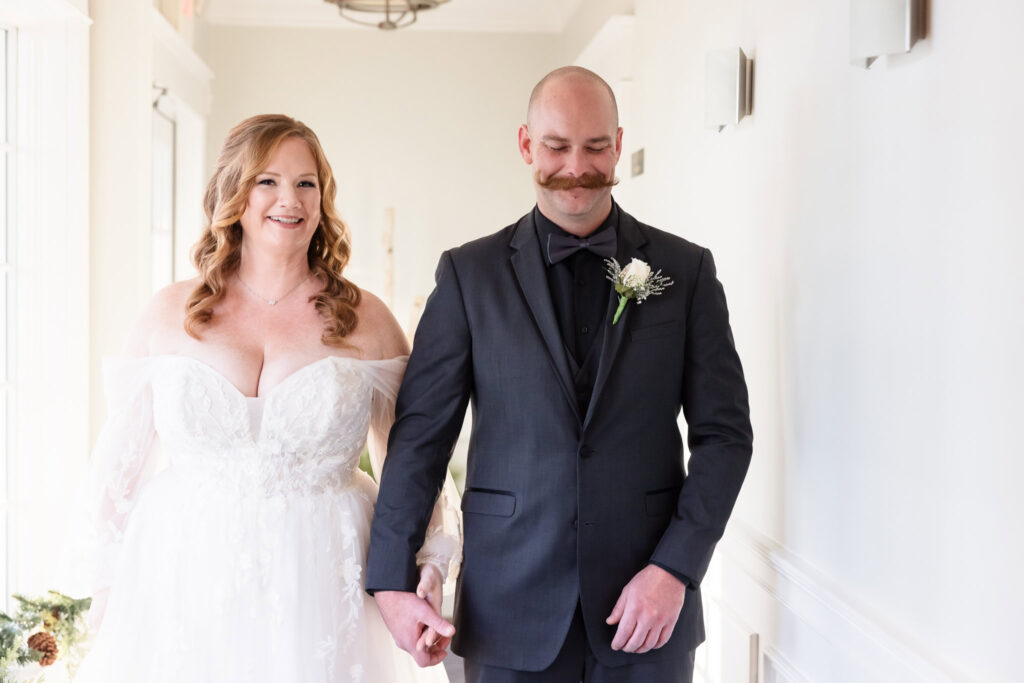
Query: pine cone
[[27, 631, 58, 666]]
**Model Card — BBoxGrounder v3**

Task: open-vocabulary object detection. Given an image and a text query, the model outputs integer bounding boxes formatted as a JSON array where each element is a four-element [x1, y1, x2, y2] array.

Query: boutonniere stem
[[604, 258, 674, 325]]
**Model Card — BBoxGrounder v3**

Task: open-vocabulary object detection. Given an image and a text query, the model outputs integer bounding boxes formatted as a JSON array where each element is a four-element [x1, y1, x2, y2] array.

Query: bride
[[76, 114, 461, 682]]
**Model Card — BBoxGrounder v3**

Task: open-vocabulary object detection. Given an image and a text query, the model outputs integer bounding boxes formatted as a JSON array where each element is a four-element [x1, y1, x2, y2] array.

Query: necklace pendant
[[268, 300, 277, 305]]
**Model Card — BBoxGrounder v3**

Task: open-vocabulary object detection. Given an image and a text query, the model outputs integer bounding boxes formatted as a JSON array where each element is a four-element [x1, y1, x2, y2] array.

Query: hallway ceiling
[[203, 0, 586, 32]]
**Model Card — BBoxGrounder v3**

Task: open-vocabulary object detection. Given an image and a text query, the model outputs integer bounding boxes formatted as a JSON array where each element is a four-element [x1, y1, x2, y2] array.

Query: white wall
[[620, 0, 1024, 680], [89, 0, 153, 442], [196, 26, 560, 329], [555, 0, 635, 67]]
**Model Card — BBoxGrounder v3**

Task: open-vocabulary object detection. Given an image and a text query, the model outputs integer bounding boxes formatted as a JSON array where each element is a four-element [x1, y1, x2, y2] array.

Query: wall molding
[[762, 647, 810, 683], [717, 523, 972, 682], [151, 8, 214, 82], [150, 6, 214, 118]]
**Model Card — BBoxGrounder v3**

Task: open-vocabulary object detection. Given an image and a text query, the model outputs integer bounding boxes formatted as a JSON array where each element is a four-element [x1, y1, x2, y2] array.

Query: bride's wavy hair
[[184, 114, 360, 346]]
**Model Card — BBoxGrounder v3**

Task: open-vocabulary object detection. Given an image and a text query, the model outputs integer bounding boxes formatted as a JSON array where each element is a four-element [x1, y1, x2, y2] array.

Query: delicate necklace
[[236, 272, 311, 306]]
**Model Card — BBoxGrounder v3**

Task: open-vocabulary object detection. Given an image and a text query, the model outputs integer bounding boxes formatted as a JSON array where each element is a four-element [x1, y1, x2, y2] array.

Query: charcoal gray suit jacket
[[366, 206, 752, 671]]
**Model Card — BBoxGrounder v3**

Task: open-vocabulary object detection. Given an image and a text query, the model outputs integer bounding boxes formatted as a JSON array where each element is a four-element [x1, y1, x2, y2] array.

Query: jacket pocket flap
[[462, 488, 516, 517]]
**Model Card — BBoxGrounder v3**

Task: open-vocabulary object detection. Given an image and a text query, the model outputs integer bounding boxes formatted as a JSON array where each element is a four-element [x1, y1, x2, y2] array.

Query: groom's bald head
[[526, 66, 619, 130]]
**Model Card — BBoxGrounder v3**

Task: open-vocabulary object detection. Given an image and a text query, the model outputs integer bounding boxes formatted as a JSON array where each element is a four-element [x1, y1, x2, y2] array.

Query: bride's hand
[[414, 563, 449, 656], [415, 563, 443, 613], [374, 589, 453, 667]]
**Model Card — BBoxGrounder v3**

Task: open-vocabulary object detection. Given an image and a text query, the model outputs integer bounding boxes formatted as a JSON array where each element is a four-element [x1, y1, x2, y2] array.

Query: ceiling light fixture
[[324, 0, 452, 31]]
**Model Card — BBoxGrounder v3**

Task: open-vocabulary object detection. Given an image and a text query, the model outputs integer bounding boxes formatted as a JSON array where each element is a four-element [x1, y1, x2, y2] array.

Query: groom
[[367, 66, 753, 682]]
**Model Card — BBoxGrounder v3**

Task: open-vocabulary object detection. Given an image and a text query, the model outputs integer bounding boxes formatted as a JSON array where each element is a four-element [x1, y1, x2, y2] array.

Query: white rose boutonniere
[[604, 257, 674, 325], [620, 259, 652, 288]]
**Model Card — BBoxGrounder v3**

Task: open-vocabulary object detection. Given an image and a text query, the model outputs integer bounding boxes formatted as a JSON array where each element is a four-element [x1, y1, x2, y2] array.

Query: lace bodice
[[153, 355, 375, 496], [90, 354, 461, 594]]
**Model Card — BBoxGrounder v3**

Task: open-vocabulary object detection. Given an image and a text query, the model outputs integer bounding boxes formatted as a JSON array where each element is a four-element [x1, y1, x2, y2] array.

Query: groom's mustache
[[534, 171, 619, 190]]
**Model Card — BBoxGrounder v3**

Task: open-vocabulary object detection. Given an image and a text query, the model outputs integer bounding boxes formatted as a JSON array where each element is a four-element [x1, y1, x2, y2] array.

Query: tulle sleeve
[[90, 356, 159, 594], [363, 357, 463, 585]]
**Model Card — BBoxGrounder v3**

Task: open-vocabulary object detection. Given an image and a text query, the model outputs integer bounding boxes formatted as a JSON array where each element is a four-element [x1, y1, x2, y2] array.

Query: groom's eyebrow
[[541, 134, 612, 145]]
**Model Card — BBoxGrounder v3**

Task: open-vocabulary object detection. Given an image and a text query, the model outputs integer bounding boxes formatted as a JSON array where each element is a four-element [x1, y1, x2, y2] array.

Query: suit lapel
[[583, 210, 648, 429], [509, 214, 582, 423]]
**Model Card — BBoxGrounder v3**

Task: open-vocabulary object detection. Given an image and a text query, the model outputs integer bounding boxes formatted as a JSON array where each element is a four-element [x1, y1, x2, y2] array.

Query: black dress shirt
[[534, 203, 694, 591], [534, 205, 617, 412], [534, 205, 617, 359]]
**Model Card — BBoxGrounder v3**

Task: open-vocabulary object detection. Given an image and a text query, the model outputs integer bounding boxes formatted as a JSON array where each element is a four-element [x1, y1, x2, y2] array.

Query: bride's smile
[[240, 136, 321, 250]]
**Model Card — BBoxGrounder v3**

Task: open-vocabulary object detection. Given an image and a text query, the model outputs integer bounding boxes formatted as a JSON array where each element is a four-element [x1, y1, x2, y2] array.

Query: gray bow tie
[[546, 229, 617, 264]]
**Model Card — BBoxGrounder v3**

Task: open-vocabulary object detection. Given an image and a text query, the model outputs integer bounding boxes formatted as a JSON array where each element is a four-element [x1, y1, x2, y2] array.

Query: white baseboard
[[713, 522, 973, 682], [762, 648, 810, 683]]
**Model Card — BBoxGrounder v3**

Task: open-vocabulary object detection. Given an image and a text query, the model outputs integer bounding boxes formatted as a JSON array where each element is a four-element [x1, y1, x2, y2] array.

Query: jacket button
[[573, 518, 578, 529], [579, 446, 595, 459]]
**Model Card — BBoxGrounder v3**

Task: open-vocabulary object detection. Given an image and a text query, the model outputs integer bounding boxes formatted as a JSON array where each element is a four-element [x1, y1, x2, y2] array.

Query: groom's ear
[[518, 124, 534, 165]]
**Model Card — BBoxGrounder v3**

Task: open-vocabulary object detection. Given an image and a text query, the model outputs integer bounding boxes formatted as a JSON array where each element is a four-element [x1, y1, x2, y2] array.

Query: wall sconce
[[705, 48, 752, 132], [850, 0, 925, 68]]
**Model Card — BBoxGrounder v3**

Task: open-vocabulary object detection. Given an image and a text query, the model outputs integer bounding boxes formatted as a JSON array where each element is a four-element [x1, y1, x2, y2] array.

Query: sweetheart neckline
[[152, 354, 402, 401]]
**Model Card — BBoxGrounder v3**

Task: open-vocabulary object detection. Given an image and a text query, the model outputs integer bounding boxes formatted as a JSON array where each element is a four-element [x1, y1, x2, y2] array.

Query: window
[[0, 25, 12, 600], [0, 2, 90, 597]]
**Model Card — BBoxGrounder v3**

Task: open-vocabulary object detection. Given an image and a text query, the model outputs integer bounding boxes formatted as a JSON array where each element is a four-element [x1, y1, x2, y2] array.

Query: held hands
[[415, 563, 450, 657], [606, 564, 686, 654], [373, 564, 454, 667]]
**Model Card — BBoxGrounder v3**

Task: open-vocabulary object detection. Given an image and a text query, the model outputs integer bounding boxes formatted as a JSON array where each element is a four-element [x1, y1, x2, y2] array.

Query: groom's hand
[[414, 564, 450, 656], [606, 564, 686, 654], [374, 588, 455, 667]]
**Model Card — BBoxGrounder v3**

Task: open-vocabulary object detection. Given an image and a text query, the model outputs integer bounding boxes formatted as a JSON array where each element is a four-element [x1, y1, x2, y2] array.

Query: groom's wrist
[[367, 586, 415, 597], [649, 561, 694, 590]]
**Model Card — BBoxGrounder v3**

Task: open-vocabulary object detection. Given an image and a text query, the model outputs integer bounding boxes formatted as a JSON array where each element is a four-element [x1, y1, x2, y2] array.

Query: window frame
[[0, 21, 16, 603]]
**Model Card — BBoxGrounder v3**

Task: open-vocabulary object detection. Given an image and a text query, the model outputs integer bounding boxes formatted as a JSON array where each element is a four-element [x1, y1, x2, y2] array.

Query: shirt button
[[580, 326, 589, 334]]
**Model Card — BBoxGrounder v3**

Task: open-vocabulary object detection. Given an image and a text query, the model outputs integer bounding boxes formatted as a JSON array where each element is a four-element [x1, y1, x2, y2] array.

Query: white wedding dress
[[75, 354, 461, 683]]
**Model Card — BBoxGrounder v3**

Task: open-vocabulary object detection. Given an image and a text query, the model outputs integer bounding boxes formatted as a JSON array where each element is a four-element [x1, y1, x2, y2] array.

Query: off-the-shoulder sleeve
[[90, 356, 159, 594], [363, 356, 463, 585]]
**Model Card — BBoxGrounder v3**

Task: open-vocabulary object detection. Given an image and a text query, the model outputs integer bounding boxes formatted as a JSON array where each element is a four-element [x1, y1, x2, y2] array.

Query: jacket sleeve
[[650, 248, 753, 586], [366, 250, 473, 594], [364, 357, 463, 587]]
